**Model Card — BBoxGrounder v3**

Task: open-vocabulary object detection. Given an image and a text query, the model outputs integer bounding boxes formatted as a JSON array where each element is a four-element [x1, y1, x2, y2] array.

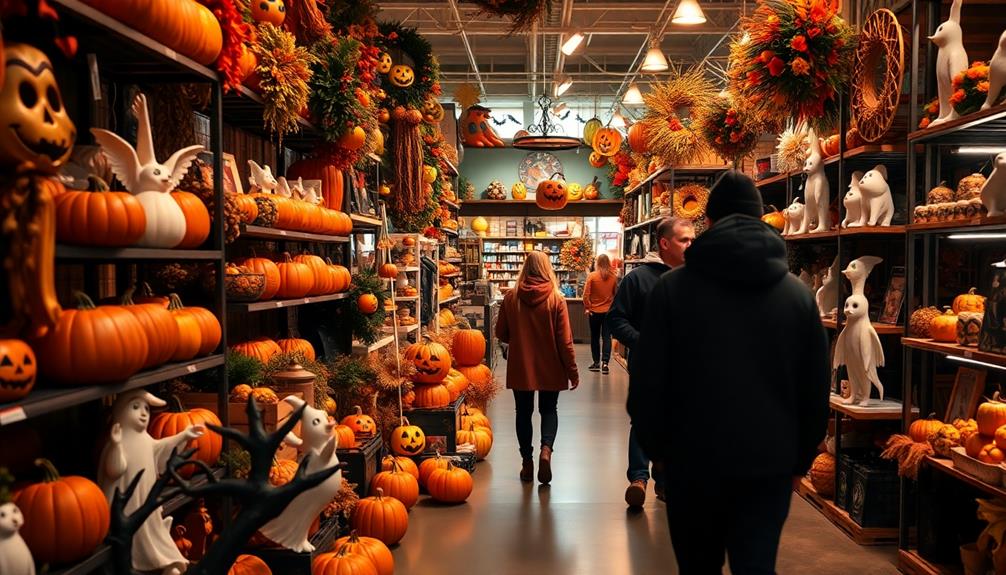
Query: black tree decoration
[[108, 398, 347, 574]]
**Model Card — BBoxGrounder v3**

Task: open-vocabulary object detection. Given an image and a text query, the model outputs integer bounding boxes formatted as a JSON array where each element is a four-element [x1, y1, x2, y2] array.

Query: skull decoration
[[377, 52, 393, 74], [0, 44, 76, 171], [340, 406, 376, 436], [391, 418, 426, 456], [251, 0, 286, 26], [536, 173, 570, 210], [592, 127, 623, 157], [404, 337, 452, 384], [389, 64, 415, 88], [0, 339, 35, 402]]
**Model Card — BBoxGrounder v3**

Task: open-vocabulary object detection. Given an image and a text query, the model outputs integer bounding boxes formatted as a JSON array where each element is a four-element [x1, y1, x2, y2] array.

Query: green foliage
[[458, 176, 475, 200], [377, 23, 440, 109], [227, 353, 265, 387], [346, 269, 388, 344], [328, 355, 377, 394], [251, 24, 318, 140], [310, 36, 369, 143]]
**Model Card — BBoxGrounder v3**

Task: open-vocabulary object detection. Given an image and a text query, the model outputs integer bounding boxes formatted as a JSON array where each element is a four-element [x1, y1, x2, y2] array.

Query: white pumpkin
[[134, 192, 187, 248]]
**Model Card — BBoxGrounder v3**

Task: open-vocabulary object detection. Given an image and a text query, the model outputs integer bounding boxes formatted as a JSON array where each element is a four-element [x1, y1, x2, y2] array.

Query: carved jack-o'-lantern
[[340, 406, 376, 436], [389, 65, 415, 88], [251, 0, 286, 26], [592, 127, 622, 157], [404, 336, 451, 384], [391, 418, 426, 456], [0, 339, 35, 402], [422, 97, 444, 123], [0, 44, 76, 171], [377, 52, 393, 74], [535, 173, 569, 210]]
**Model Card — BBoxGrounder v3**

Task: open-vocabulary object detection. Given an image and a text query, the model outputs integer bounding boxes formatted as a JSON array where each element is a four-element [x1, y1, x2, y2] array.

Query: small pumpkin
[[953, 287, 986, 314], [442, 369, 469, 402], [389, 64, 415, 87], [269, 458, 299, 486], [148, 395, 223, 477], [928, 424, 961, 458], [422, 165, 437, 184], [229, 554, 271, 575], [370, 458, 420, 509], [567, 182, 583, 201], [588, 151, 607, 168], [592, 127, 622, 157], [250, 387, 279, 405], [120, 287, 179, 369], [910, 306, 942, 338], [583, 177, 601, 200], [456, 364, 492, 388], [377, 52, 392, 74], [341, 405, 376, 436], [929, 308, 959, 342], [583, 117, 603, 146], [761, 205, 786, 232], [405, 336, 452, 383], [237, 254, 281, 300], [957, 312, 984, 347], [909, 413, 944, 443], [418, 451, 450, 488], [313, 545, 378, 575], [332, 531, 394, 575], [275, 337, 316, 361], [957, 173, 987, 201], [382, 455, 420, 480], [511, 182, 527, 200], [350, 487, 409, 545], [378, 263, 398, 279], [168, 294, 221, 358], [965, 432, 993, 458], [426, 461, 473, 504], [808, 453, 835, 497], [357, 293, 379, 315], [335, 424, 356, 449], [0, 339, 36, 402], [927, 181, 954, 205], [391, 417, 426, 456], [980, 441, 1005, 464], [535, 172, 569, 211], [978, 392, 1006, 436], [994, 425, 1006, 452], [460, 404, 490, 431], [276, 252, 314, 299], [456, 423, 493, 460], [251, 0, 286, 25], [230, 384, 254, 402]]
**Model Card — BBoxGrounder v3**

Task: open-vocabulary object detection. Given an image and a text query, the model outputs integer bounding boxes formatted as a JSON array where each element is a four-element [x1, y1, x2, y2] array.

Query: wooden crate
[[405, 394, 463, 454], [338, 434, 383, 497], [251, 514, 341, 573], [796, 477, 900, 546], [180, 392, 300, 460]]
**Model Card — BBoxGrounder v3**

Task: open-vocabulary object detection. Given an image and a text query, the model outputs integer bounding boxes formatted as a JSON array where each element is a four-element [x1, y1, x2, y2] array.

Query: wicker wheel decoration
[[672, 184, 709, 220], [851, 9, 905, 143]]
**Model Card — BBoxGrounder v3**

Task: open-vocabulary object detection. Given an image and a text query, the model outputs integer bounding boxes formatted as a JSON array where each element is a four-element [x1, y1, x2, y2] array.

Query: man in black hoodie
[[628, 170, 830, 574]]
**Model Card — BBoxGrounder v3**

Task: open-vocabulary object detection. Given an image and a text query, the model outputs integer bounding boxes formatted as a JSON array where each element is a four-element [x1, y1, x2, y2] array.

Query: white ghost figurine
[[0, 502, 34, 575], [981, 152, 1006, 217], [834, 294, 885, 406], [248, 160, 278, 193], [843, 255, 883, 297], [90, 94, 203, 248], [859, 166, 894, 227], [983, 30, 1006, 111], [276, 176, 294, 199], [258, 396, 342, 553], [928, 0, 968, 127], [798, 269, 815, 291], [842, 171, 865, 228], [803, 129, 830, 233], [98, 391, 204, 575], [816, 256, 840, 318], [783, 198, 805, 236]]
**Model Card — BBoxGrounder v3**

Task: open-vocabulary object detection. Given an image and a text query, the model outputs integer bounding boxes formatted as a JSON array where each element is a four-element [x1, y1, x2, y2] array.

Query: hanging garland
[[606, 146, 634, 198], [559, 238, 594, 272], [250, 24, 318, 141], [696, 97, 762, 165], [728, 0, 856, 130], [470, 0, 553, 35], [346, 269, 387, 344], [639, 69, 714, 166], [203, 0, 254, 93]]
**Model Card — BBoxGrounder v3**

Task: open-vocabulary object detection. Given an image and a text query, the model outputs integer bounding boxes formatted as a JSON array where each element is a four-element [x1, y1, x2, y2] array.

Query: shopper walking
[[582, 253, 618, 374], [629, 170, 830, 575], [608, 217, 694, 508], [496, 250, 580, 485]]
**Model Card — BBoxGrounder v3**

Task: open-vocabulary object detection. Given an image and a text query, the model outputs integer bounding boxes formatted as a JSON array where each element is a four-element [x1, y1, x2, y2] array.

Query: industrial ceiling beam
[[446, 0, 486, 95]]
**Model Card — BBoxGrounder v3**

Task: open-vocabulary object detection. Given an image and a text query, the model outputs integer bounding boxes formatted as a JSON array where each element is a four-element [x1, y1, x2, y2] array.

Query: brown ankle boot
[[520, 458, 534, 482], [538, 445, 552, 484]]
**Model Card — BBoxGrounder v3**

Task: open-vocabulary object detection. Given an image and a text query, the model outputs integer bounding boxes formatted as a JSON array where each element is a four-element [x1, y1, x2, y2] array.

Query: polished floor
[[390, 345, 900, 574]]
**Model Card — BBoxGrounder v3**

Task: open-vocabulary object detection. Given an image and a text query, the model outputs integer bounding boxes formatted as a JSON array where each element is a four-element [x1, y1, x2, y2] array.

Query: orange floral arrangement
[[951, 61, 997, 117], [918, 98, 941, 130], [559, 238, 594, 273]]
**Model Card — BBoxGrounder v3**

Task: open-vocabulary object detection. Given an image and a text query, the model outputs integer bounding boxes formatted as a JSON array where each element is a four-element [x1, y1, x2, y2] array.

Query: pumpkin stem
[[283, 251, 293, 263], [375, 486, 384, 499], [86, 174, 110, 192], [121, 285, 137, 306], [34, 458, 61, 482], [73, 291, 97, 310], [168, 293, 186, 311], [353, 405, 362, 416], [348, 530, 360, 543], [336, 544, 351, 557], [969, 287, 977, 295], [169, 394, 186, 413]]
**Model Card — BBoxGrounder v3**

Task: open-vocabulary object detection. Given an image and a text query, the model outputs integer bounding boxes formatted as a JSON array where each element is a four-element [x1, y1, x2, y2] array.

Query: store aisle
[[390, 345, 900, 574]]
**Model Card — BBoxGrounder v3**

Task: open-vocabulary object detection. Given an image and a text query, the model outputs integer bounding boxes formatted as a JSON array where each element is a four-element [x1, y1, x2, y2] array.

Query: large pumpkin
[[582, 117, 602, 146], [121, 287, 179, 368], [391, 417, 426, 456], [627, 122, 648, 154], [237, 254, 281, 300], [460, 404, 490, 430], [370, 458, 420, 509], [341, 405, 376, 436], [350, 487, 409, 545], [592, 127, 623, 157], [404, 336, 452, 383], [171, 190, 211, 248], [456, 423, 493, 460], [168, 294, 221, 357], [0, 338, 36, 402], [978, 392, 1006, 436], [909, 414, 944, 443], [332, 531, 394, 575], [761, 205, 785, 232], [55, 183, 146, 247], [14, 458, 110, 564], [413, 383, 451, 408], [535, 174, 569, 211], [286, 158, 344, 210], [418, 451, 450, 488], [335, 424, 357, 449], [80, 0, 223, 65], [382, 455, 419, 479], [808, 453, 835, 497], [442, 369, 469, 402], [313, 546, 378, 575], [33, 291, 148, 384], [275, 252, 314, 299], [930, 309, 959, 342], [426, 461, 473, 504], [456, 364, 492, 388], [149, 396, 223, 477], [276, 337, 316, 361], [230, 338, 280, 363], [953, 287, 986, 314], [229, 554, 272, 575], [293, 253, 332, 296]]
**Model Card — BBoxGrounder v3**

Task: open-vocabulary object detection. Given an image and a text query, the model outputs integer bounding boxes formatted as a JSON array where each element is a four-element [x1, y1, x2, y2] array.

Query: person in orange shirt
[[582, 253, 618, 374]]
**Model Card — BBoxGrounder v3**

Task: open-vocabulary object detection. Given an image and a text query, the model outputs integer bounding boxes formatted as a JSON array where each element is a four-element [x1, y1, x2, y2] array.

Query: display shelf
[[383, 323, 420, 334], [222, 86, 318, 149], [907, 103, 1006, 145], [352, 335, 396, 356], [0, 354, 225, 427], [829, 395, 916, 420], [393, 295, 419, 301], [823, 144, 907, 166], [623, 167, 671, 196], [755, 171, 793, 189], [440, 227, 459, 237], [897, 549, 963, 575], [481, 236, 571, 241], [239, 225, 349, 244], [484, 251, 559, 255], [398, 266, 420, 273], [902, 338, 1006, 368], [440, 272, 462, 278], [926, 456, 1006, 499], [840, 225, 907, 237], [55, 246, 223, 261], [350, 213, 382, 228], [821, 318, 903, 335], [624, 216, 664, 232], [444, 257, 463, 263], [229, 293, 348, 313], [459, 200, 623, 218], [442, 198, 461, 210], [907, 216, 1006, 234], [784, 230, 840, 241], [795, 477, 899, 545], [439, 295, 460, 306]]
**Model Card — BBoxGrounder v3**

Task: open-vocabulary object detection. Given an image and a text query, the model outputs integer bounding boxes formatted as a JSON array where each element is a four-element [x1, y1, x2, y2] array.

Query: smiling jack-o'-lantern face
[[251, 0, 286, 25], [389, 64, 415, 88], [340, 406, 376, 436], [421, 97, 444, 123], [0, 44, 76, 171], [536, 175, 569, 210], [404, 337, 451, 384], [592, 127, 622, 157], [391, 419, 426, 455], [0, 339, 35, 402], [377, 52, 393, 74]]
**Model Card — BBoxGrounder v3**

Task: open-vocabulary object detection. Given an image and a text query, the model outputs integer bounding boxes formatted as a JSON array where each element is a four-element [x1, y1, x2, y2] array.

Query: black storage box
[[405, 394, 463, 453], [848, 460, 900, 528], [252, 514, 341, 573], [338, 434, 383, 496]]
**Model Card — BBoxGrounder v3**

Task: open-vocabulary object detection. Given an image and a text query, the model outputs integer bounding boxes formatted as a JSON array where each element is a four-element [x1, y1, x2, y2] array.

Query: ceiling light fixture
[[946, 355, 1006, 372], [610, 111, 627, 128], [640, 37, 669, 73], [553, 102, 568, 115], [555, 75, 573, 97], [672, 0, 707, 25], [955, 146, 1006, 155], [513, 94, 582, 151], [561, 32, 585, 56], [622, 83, 645, 105]]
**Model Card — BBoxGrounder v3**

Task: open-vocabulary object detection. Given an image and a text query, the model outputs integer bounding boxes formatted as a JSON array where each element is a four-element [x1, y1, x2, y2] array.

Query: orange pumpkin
[[120, 287, 179, 369], [326, 258, 351, 293], [413, 383, 451, 408], [0, 339, 36, 402], [405, 336, 452, 383], [293, 253, 332, 296], [237, 254, 281, 300], [230, 338, 281, 363], [313, 545, 378, 575], [251, 0, 286, 25], [332, 531, 394, 575], [456, 364, 492, 388], [275, 337, 315, 361], [171, 191, 211, 248], [978, 392, 1006, 436], [378, 263, 398, 279], [909, 413, 944, 443], [350, 487, 409, 545], [965, 432, 993, 458], [426, 461, 473, 503], [275, 252, 314, 299], [370, 458, 420, 509], [592, 127, 623, 156], [382, 455, 420, 479], [232, 193, 259, 224], [456, 423, 492, 460], [980, 442, 1006, 464], [341, 405, 376, 436], [460, 404, 490, 430], [761, 205, 786, 232], [953, 287, 986, 314], [809, 453, 836, 497], [930, 308, 959, 342], [229, 554, 271, 575], [418, 451, 450, 488], [335, 424, 357, 449], [535, 174, 569, 210], [442, 369, 469, 402], [55, 184, 146, 247], [149, 396, 223, 477], [627, 122, 648, 154], [390, 417, 426, 456], [168, 294, 221, 357], [452, 327, 486, 367], [269, 458, 299, 486], [588, 151, 607, 168], [357, 293, 379, 314]]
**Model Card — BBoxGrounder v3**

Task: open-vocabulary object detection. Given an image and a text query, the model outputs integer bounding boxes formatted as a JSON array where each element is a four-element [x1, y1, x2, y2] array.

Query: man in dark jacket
[[608, 217, 694, 507], [628, 170, 830, 574]]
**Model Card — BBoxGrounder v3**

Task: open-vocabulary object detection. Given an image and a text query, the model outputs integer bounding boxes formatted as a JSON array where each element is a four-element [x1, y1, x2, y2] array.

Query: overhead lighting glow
[[956, 146, 1006, 155], [640, 37, 668, 73], [561, 32, 585, 56], [610, 111, 627, 128], [947, 355, 1006, 372], [555, 75, 573, 97], [672, 0, 707, 25], [553, 102, 568, 115], [622, 83, 645, 105], [947, 233, 1006, 240]]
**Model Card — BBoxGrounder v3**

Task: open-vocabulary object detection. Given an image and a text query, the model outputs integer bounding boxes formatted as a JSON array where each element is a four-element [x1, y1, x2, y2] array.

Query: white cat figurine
[[859, 166, 894, 227], [928, 0, 968, 127], [981, 152, 1006, 216], [803, 129, 830, 233], [834, 294, 885, 406], [842, 171, 865, 228], [784, 198, 805, 236], [248, 160, 278, 194], [0, 502, 34, 575], [258, 396, 342, 553], [983, 30, 1006, 111], [816, 256, 840, 318]]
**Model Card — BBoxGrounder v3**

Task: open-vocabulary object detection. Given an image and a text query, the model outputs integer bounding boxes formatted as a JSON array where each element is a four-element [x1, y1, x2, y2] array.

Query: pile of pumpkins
[[230, 336, 317, 364], [911, 394, 1006, 467], [529, 173, 604, 212], [913, 175, 987, 225], [231, 252, 352, 302], [909, 287, 986, 346]]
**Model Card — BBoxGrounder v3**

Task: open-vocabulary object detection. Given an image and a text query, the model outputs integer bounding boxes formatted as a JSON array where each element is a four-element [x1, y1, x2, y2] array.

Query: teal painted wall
[[459, 147, 612, 198]]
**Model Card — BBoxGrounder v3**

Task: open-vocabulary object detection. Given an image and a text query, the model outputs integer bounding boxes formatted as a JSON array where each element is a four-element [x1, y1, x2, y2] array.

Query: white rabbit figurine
[[834, 294, 885, 406], [98, 390, 204, 575], [858, 166, 894, 227], [928, 0, 968, 127], [803, 129, 830, 233], [0, 502, 34, 575], [842, 171, 865, 228], [784, 198, 806, 236], [248, 160, 278, 193], [984, 30, 1006, 111], [816, 256, 840, 318], [981, 152, 1006, 216]]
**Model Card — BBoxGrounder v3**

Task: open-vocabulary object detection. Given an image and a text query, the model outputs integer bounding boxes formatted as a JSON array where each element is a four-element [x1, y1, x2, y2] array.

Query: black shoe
[[588, 362, 600, 372], [601, 363, 609, 374]]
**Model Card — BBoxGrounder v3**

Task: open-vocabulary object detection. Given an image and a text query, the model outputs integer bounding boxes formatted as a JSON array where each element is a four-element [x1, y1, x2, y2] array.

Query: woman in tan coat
[[496, 251, 579, 484]]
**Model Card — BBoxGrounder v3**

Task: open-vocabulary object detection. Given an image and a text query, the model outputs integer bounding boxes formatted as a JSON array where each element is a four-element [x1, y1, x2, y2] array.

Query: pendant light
[[555, 74, 573, 97], [672, 0, 706, 25], [640, 37, 669, 73], [561, 32, 585, 56], [610, 111, 627, 128], [622, 83, 645, 105]]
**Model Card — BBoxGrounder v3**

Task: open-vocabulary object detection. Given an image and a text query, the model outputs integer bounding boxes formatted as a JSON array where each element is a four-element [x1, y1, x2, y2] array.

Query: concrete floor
[[390, 345, 901, 574]]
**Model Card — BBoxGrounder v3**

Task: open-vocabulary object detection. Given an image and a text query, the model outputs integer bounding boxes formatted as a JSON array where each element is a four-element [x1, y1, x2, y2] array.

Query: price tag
[[0, 407, 27, 426], [274, 302, 283, 308], [164, 48, 177, 61], [88, 54, 101, 101], [303, 298, 311, 304], [278, 230, 288, 236], [186, 364, 198, 374]]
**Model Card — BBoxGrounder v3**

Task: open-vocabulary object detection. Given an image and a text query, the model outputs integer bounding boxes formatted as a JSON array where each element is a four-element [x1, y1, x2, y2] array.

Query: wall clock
[[518, 152, 563, 191]]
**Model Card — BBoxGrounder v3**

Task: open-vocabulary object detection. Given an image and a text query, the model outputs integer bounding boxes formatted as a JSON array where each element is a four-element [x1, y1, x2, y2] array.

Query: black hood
[[685, 214, 789, 288]]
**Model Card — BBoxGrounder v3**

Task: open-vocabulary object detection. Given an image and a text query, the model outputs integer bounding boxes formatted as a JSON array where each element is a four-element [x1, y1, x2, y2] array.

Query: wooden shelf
[[907, 215, 1006, 234], [440, 227, 459, 237], [350, 213, 382, 228], [795, 478, 899, 545], [55, 246, 223, 261], [442, 199, 461, 210], [829, 394, 915, 420], [444, 257, 463, 263], [624, 216, 663, 231], [902, 338, 1006, 368], [926, 456, 1006, 499], [439, 295, 461, 306], [784, 229, 840, 241], [383, 323, 420, 334], [392, 295, 419, 302], [623, 167, 671, 196], [898, 549, 963, 575], [908, 103, 1006, 144], [841, 225, 907, 237], [352, 335, 396, 356], [398, 266, 420, 273], [222, 86, 318, 150], [755, 171, 793, 189], [821, 318, 904, 335], [240, 225, 349, 244], [440, 272, 462, 278], [460, 200, 622, 217], [0, 355, 224, 427], [824, 144, 907, 166], [229, 293, 348, 313]]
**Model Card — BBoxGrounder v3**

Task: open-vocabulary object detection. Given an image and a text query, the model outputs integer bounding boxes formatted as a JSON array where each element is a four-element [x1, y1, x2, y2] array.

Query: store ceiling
[[375, 1, 747, 110]]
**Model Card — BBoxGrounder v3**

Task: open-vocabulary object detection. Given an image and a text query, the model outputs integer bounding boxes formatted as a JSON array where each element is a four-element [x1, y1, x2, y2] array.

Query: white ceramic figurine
[[248, 160, 278, 193], [981, 152, 1006, 216], [834, 294, 885, 406], [842, 171, 865, 228], [983, 30, 1006, 111], [816, 256, 840, 318], [803, 129, 830, 233], [859, 166, 894, 227], [783, 198, 805, 236], [843, 255, 883, 297], [928, 0, 968, 127], [0, 502, 34, 575]]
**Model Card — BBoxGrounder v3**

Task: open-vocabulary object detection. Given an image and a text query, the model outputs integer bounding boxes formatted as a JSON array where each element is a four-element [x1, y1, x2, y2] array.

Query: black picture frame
[[878, 266, 906, 324], [980, 265, 1006, 355]]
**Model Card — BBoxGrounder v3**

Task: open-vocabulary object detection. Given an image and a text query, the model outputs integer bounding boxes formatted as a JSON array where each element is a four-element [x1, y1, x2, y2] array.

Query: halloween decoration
[[251, 25, 317, 142], [592, 128, 623, 157], [815, 257, 840, 318], [844, 255, 883, 297], [0, 501, 34, 575], [350, 487, 408, 545], [850, 10, 906, 142], [835, 294, 885, 406], [426, 461, 473, 503], [391, 417, 426, 456], [640, 70, 713, 165], [405, 336, 452, 383], [927, 0, 968, 127], [460, 105, 505, 148], [535, 173, 569, 210], [809, 453, 836, 497], [149, 396, 223, 477], [982, 152, 1006, 217], [958, 312, 984, 346], [983, 30, 1006, 111], [370, 459, 419, 510], [389, 64, 415, 88], [803, 129, 831, 233], [251, 0, 286, 25], [671, 183, 709, 221], [456, 423, 493, 460], [842, 171, 865, 228], [857, 166, 894, 226], [55, 177, 147, 246], [0, 339, 35, 402], [931, 308, 960, 342], [762, 206, 785, 231], [312, 546, 378, 575], [341, 405, 376, 437], [696, 97, 761, 164], [332, 532, 394, 575], [228, 554, 271, 575], [953, 287, 987, 314]]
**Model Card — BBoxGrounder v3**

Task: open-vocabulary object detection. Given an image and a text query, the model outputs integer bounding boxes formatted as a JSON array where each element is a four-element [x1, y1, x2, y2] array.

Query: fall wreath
[[310, 35, 379, 168], [559, 237, 594, 273], [639, 70, 714, 166], [696, 97, 762, 165], [377, 23, 440, 109], [672, 184, 710, 220], [250, 24, 317, 141]]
